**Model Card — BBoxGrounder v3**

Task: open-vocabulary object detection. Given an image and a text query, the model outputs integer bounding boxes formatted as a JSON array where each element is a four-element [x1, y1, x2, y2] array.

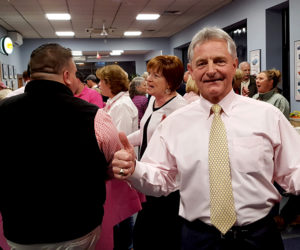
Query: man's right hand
[[112, 132, 136, 180]]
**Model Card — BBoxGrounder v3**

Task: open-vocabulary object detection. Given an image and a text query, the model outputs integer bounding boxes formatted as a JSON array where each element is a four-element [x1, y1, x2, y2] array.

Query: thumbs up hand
[[112, 132, 136, 179]]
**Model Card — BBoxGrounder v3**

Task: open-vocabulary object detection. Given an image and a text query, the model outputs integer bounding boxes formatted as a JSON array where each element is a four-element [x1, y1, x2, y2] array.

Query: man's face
[[188, 39, 237, 104], [240, 63, 250, 81]]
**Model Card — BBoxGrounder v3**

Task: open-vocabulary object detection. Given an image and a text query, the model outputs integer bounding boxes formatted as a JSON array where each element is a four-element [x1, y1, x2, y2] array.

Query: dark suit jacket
[[248, 75, 257, 97]]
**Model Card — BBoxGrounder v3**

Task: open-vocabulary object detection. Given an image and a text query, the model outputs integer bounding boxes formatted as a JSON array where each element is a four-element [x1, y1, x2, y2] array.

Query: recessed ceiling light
[[72, 51, 82, 56], [112, 50, 124, 53], [46, 13, 71, 20], [56, 31, 75, 37], [110, 52, 122, 56], [110, 50, 124, 56], [124, 31, 142, 36], [136, 14, 160, 20]]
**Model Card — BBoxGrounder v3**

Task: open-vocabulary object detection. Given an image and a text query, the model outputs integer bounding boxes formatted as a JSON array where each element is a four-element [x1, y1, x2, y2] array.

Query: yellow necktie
[[209, 104, 236, 234]]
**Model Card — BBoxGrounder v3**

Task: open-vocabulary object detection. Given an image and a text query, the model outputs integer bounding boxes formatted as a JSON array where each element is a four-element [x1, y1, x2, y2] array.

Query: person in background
[[127, 55, 187, 250], [0, 82, 12, 100], [183, 72, 200, 103], [176, 70, 188, 96], [239, 61, 257, 97], [252, 68, 293, 227], [97, 65, 138, 136], [142, 71, 149, 81], [85, 74, 101, 93], [0, 43, 122, 250], [129, 76, 148, 127], [252, 69, 289, 119], [112, 27, 300, 250], [232, 68, 243, 94], [5, 69, 30, 98], [142, 72, 151, 102], [74, 71, 104, 108], [96, 64, 141, 250]]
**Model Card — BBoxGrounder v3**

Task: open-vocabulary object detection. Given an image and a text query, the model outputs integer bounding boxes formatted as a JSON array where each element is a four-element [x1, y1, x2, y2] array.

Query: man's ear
[[187, 63, 194, 79], [233, 58, 238, 71], [63, 70, 72, 87]]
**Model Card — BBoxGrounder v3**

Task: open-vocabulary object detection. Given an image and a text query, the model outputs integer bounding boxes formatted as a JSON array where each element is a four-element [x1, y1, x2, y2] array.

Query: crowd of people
[[0, 26, 299, 250]]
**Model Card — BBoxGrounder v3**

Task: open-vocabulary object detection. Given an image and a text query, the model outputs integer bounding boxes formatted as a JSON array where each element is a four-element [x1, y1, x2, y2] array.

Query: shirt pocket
[[231, 136, 263, 174]]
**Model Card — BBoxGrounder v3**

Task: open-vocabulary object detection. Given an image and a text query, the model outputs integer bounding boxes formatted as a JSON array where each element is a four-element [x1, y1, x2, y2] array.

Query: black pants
[[133, 191, 182, 250], [113, 217, 134, 250], [181, 213, 284, 250]]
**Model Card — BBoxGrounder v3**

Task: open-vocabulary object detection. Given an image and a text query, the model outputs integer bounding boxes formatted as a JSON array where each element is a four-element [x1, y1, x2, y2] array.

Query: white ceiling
[[0, 0, 232, 39]]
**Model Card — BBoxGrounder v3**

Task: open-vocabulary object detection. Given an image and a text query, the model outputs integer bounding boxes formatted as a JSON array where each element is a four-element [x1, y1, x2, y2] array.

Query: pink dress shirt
[[128, 90, 300, 227], [75, 85, 104, 108]]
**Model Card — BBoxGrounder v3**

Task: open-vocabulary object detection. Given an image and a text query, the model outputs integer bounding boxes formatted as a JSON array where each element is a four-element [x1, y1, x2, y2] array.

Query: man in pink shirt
[[74, 71, 104, 108], [112, 27, 300, 250]]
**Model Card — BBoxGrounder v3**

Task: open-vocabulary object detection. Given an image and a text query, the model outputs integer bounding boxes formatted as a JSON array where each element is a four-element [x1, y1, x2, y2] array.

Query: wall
[[19, 37, 170, 76], [289, 0, 300, 111], [0, 26, 23, 89]]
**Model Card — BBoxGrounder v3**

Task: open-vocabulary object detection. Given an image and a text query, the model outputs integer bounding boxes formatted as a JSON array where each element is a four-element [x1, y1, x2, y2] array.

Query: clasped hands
[[112, 132, 136, 179]]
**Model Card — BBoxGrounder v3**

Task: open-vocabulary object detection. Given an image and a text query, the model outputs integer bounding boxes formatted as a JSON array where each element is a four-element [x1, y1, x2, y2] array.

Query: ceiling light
[[56, 31, 75, 37], [72, 51, 82, 56], [136, 14, 160, 20], [100, 23, 108, 36], [110, 50, 124, 56], [112, 50, 124, 53], [110, 52, 122, 56], [46, 13, 71, 20], [124, 31, 142, 36], [100, 29, 108, 36]]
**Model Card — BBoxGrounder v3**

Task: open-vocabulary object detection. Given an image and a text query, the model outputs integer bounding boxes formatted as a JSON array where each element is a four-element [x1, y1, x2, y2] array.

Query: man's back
[[0, 79, 107, 244]]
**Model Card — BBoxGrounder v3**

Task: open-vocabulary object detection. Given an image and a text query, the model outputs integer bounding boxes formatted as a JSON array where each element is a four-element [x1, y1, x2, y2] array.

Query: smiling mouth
[[203, 78, 223, 83]]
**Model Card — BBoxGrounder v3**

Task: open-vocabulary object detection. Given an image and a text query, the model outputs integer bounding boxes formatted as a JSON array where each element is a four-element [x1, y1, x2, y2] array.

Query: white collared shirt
[[128, 90, 300, 226], [104, 91, 138, 136]]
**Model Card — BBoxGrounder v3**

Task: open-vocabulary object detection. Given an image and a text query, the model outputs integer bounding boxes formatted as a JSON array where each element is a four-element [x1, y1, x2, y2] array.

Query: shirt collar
[[107, 91, 127, 104], [199, 90, 236, 118]]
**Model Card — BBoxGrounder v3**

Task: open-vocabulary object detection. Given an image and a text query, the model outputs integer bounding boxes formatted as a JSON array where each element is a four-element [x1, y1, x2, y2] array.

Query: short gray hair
[[188, 27, 237, 62], [129, 76, 146, 98]]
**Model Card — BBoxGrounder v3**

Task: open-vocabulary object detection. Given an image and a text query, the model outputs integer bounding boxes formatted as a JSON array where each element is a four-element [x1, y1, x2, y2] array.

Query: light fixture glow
[[136, 14, 160, 20], [56, 31, 75, 37], [124, 31, 142, 36], [46, 13, 71, 20], [110, 52, 121, 56], [110, 50, 124, 56], [112, 50, 124, 53], [96, 51, 101, 59], [72, 51, 82, 56]]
